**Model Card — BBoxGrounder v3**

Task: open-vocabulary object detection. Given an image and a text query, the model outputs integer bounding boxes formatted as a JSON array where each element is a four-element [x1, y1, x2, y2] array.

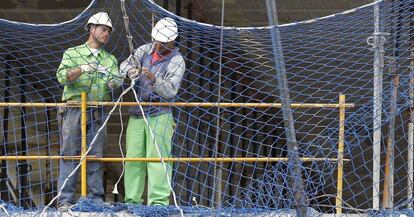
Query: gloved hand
[[96, 65, 110, 74], [128, 68, 140, 79], [79, 63, 98, 74]]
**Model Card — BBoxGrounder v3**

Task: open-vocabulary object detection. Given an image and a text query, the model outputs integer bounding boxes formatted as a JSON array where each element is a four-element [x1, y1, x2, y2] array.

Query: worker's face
[[90, 25, 112, 44], [154, 41, 174, 54]]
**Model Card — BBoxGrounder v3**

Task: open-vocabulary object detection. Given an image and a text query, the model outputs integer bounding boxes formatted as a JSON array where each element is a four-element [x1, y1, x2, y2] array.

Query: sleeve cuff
[[153, 76, 161, 86], [57, 71, 71, 85]]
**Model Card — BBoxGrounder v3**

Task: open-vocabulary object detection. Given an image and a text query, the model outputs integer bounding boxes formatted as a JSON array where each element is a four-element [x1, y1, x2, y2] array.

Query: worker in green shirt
[[55, 12, 122, 211]]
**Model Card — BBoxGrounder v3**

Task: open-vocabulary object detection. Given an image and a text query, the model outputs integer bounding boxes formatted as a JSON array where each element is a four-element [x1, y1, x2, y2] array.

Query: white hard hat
[[85, 12, 114, 31], [151, 17, 178, 43]]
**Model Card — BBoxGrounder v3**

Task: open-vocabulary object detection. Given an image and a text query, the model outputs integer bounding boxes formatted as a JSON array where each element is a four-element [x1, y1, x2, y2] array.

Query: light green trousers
[[124, 113, 174, 205]]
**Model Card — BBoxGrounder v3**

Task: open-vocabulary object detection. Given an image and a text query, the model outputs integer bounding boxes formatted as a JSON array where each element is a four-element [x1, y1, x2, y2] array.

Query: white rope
[[67, 204, 76, 217], [131, 87, 184, 217], [145, 0, 384, 29], [39, 81, 137, 216], [40, 78, 183, 216], [0, 204, 9, 216], [0, 0, 384, 29], [118, 2, 182, 215], [112, 98, 126, 195], [110, 0, 133, 197], [40, 0, 183, 215], [0, 0, 97, 26]]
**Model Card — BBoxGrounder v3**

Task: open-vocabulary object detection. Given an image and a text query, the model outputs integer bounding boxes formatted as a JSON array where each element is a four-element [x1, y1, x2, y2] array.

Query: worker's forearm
[[67, 67, 83, 82]]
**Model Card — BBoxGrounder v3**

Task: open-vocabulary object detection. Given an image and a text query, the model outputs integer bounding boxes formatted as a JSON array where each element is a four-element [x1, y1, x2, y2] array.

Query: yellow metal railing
[[80, 92, 87, 197], [0, 156, 350, 162], [336, 94, 346, 214], [0, 93, 352, 213], [0, 101, 354, 108]]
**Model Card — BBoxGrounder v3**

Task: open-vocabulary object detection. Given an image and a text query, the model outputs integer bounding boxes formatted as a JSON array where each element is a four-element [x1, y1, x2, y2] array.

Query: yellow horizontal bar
[[0, 156, 350, 162], [0, 102, 355, 108], [0, 102, 66, 107]]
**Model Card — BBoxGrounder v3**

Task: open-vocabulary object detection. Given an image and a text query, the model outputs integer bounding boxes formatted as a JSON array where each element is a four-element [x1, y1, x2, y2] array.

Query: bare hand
[[142, 67, 155, 81]]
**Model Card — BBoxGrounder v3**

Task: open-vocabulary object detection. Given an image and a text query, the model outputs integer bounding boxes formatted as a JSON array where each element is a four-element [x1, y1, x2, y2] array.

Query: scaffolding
[[0, 92, 352, 213]]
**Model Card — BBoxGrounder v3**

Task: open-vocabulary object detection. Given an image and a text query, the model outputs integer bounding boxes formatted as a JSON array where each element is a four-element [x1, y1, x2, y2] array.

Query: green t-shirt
[[56, 43, 122, 101]]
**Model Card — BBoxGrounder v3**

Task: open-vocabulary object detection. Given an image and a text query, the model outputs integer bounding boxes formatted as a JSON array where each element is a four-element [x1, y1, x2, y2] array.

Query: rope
[[40, 2, 181, 216], [40, 81, 137, 215], [110, 0, 135, 197], [112, 98, 125, 195], [0, 204, 9, 216], [211, 0, 225, 207], [118, 0, 183, 215], [131, 87, 184, 217]]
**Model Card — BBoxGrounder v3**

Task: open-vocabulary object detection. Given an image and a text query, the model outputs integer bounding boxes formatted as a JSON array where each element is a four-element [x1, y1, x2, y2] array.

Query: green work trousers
[[124, 113, 174, 205]]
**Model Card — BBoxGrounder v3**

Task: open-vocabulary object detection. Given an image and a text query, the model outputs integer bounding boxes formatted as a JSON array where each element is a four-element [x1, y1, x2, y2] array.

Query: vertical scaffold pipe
[[212, 0, 225, 208], [336, 94, 346, 214], [81, 92, 87, 197], [408, 5, 414, 206], [384, 0, 404, 208], [372, 1, 385, 210], [265, 0, 307, 215], [383, 57, 397, 208]]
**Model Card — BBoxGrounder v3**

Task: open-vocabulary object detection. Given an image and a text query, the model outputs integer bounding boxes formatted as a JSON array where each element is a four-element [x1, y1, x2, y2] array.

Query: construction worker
[[120, 17, 185, 205], [56, 12, 122, 210]]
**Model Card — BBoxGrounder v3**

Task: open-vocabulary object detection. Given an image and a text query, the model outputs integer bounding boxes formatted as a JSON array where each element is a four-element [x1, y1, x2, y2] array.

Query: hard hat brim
[[85, 23, 114, 32]]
